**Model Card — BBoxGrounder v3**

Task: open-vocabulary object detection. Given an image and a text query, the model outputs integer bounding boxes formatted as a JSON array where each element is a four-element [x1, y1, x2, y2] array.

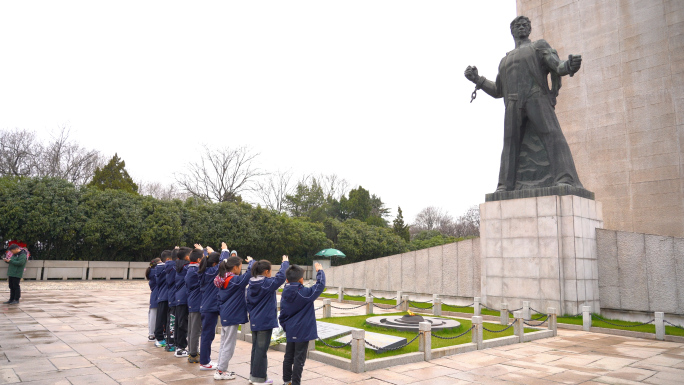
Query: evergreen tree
[[87, 153, 138, 194], [393, 206, 410, 242]]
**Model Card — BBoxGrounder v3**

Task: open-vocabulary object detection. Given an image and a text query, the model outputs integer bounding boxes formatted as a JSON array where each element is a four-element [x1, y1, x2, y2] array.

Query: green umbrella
[[314, 248, 346, 258]]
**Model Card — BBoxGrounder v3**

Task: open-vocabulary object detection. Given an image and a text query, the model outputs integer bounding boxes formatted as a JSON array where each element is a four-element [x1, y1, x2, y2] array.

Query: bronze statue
[[465, 16, 583, 193]]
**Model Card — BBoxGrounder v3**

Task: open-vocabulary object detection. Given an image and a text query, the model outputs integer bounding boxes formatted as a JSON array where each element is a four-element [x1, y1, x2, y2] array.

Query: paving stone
[[4, 281, 684, 384]]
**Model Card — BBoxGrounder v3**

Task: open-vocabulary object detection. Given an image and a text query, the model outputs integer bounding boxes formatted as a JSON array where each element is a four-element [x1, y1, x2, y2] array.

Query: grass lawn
[[315, 312, 538, 360], [318, 293, 502, 314], [556, 314, 684, 337], [310, 290, 684, 338]]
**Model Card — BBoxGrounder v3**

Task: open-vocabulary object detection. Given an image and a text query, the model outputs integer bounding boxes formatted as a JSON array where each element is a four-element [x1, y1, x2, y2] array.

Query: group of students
[[145, 243, 325, 385]]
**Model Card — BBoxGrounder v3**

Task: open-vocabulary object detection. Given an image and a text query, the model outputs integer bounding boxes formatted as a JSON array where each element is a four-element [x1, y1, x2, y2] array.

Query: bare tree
[[0, 128, 39, 177], [412, 206, 453, 232], [411, 205, 480, 239], [36, 126, 104, 185], [138, 180, 190, 201], [453, 205, 480, 238], [176, 146, 263, 202], [254, 169, 294, 213], [318, 173, 350, 200]]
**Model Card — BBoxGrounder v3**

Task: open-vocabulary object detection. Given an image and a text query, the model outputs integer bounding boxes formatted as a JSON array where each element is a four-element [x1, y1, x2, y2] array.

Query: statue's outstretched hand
[[568, 55, 582, 74], [464, 66, 480, 83]]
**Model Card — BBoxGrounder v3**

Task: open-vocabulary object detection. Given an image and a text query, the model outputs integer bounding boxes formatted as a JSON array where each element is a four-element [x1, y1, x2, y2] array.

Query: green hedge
[[0, 177, 409, 264]]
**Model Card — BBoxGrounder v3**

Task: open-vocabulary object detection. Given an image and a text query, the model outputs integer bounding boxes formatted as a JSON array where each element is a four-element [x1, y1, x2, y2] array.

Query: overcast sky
[[0, 1, 517, 223]]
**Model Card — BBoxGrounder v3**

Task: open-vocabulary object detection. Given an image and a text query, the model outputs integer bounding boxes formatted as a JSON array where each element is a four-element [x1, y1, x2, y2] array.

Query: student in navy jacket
[[212, 255, 254, 380], [172, 247, 192, 358], [164, 249, 179, 352], [184, 249, 203, 363], [198, 249, 221, 370], [154, 250, 173, 347], [146, 257, 162, 342], [245, 255, 289, 385], [278, 263, 325, 385]]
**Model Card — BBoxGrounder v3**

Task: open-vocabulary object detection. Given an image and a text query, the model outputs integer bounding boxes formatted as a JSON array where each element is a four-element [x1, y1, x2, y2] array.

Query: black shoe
[[8, 300, 19, 305], [2, 300, 12, 304]]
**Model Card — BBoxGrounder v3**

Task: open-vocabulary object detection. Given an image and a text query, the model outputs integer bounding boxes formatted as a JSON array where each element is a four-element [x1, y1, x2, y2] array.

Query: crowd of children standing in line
[[145, 242, 326, 385]]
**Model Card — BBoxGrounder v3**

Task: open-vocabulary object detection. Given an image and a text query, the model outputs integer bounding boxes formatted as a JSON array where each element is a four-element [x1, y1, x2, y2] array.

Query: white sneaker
[[200, 361, 218, 371], [214, 370, 236, 380], [174, 349, 188, 358], [249, 380, 273, 384]]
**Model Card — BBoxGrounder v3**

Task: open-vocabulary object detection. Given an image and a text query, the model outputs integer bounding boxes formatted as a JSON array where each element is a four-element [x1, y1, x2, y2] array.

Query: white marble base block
[[479, 195, 603, 315]]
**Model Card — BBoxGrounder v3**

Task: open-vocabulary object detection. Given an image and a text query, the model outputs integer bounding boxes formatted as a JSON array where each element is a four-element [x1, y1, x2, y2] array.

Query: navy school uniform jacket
[[218, 260, 254, 326], [185, 263, 201, 313], [174, 260, 189, 307], [199, 265, 220, 314], [165, 260, 177, 307], [246, 261, 289, 331], [149, 265, 159, 309], [155, 262, 169, 303], [279, 269, 326, 342]]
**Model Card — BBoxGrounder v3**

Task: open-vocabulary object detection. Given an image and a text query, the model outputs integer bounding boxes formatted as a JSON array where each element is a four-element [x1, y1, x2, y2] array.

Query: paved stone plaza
[[1, 282, 684, 384]]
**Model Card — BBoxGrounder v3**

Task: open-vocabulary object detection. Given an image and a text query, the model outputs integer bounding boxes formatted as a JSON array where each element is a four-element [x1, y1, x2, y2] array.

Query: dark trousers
[[250, 329, 273, 382], [175, 304, 189, 349], [167, 306, 176, 347], [283, 341, 308, 385], [154, 301, 169, 341], [200, 312, 219, 365], [8, 277, 21, 302]]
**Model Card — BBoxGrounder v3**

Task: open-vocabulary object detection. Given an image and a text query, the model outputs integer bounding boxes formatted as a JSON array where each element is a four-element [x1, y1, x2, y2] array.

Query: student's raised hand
[[221, 242, 227, 251], [206, 246, 214, 253], [315, 262, 322, 272], [246, 256, 253, 262], [194, 244, 203, 250], [282, 255, 289, 262]]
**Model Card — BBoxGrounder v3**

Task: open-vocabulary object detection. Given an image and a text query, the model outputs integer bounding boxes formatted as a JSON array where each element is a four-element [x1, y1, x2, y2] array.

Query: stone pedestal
[[480, 195, 603, 315]]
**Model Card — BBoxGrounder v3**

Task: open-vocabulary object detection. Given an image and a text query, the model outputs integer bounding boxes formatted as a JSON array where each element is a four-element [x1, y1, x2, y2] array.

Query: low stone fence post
[[474, 297, 481, 316], [500, 303, 508, 325], [396, 291, 403, 305], [655, 312, 665, 341], [582, 306, 592, 332], [351, 329, 365, 373], [513, 311, 524, 343], [338, 286, 343, 302], [523, 301, 530, 320], [548, 307, 557, 336], [419, 321, 432, 361], [323, 299, 332, 318], [433, 295, 442, 316], [365, 294, 373, 315], [401, 295, 409, 312], [365, 288, 371, 298], [471, 316, 483, 349]]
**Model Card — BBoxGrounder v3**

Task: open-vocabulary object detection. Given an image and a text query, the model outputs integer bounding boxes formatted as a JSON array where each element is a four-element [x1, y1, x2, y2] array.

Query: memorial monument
[[465, 16, 592, 201], [467, 16, 604, 315]]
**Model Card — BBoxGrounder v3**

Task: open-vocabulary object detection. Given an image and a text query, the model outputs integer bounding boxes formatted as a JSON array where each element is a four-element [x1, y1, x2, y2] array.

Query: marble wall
[[324, 238, 481, 299], [597, 229, 684, 314]]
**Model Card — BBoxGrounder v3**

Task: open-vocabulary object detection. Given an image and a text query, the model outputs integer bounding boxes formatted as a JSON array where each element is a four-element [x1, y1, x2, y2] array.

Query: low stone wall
[[0, 260, 314, 281], [597, 229, 684, 315], [325, 238, 481, 300]]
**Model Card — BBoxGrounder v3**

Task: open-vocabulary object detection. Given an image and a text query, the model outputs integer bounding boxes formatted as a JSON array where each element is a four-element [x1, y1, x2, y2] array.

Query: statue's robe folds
[[478, 39, 583, 191]]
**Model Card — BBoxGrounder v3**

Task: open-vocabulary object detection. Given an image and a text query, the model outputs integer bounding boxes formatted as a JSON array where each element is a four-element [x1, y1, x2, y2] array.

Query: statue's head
[[510, 16, 531, 39]]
